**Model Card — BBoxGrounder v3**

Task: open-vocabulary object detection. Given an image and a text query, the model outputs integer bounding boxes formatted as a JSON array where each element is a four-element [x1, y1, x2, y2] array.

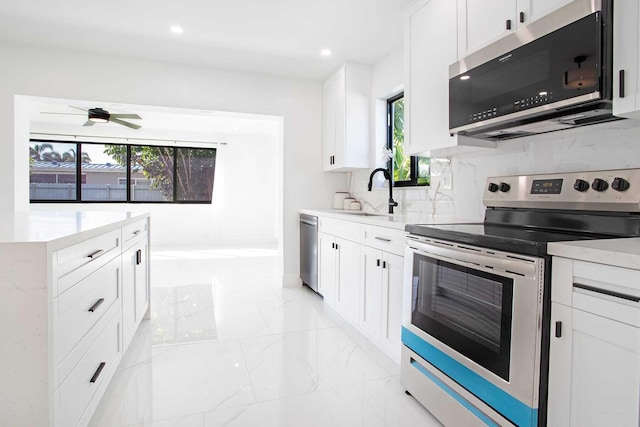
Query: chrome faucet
[[368, 167, 398, 214]]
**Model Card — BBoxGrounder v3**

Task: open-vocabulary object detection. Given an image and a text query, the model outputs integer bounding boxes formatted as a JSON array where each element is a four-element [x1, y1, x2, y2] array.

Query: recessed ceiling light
[[170, 25, 184, 34], [460, 75, 470, 80], [320, 49, 332, 57]]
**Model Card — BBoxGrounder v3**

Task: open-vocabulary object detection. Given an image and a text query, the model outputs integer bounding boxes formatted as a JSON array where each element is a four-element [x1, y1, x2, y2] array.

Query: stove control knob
[[488, 183, 499, 193], [591, 178, 609, 192], [612, 177, 630, 192], [573, 179, 589, 192], [499, 182, 511, 192]]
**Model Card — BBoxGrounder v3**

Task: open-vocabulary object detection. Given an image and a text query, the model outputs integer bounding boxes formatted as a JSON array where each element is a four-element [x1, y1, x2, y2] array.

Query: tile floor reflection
[[89, 248, 441, 427]]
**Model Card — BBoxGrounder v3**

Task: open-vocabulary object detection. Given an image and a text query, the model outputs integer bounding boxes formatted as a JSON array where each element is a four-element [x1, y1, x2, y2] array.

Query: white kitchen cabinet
[[336, 238, 361, 324], [379, 252, 404, 361], [613, 0, 640, 119], [361, 246, 383, 340], [456, 0, 515, 58], [318, 232, 338, 309], [0, 212, 150, 427], [318, 231, 361, 324], [323, 63, 371, 171], [317, 216, 404, 362], [405, 0, 494, 156], [360, 248, 404, 363], [122, 235, 149, 350], [548, 257, 640, 427], [457, 0, 577, 58]]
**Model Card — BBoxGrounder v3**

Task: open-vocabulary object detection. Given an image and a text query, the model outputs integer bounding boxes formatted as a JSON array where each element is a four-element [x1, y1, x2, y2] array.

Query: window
[[29, 140, 217, 203], [387, 93, 430, 187]]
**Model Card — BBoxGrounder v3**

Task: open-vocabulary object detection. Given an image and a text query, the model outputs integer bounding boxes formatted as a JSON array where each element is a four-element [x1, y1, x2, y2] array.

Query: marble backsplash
[[349, 120, 640, 220]]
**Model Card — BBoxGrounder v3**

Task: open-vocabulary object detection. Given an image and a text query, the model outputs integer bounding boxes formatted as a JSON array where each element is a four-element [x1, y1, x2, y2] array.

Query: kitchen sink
[[339, 211, 391, 217]]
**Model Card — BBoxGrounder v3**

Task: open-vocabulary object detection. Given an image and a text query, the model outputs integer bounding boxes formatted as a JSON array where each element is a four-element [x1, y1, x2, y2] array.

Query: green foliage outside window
[[389, 95, 430, 187]]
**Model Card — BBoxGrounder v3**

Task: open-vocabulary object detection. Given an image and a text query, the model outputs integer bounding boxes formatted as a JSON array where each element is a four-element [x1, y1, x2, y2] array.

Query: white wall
[[0, 42, 346, 285]]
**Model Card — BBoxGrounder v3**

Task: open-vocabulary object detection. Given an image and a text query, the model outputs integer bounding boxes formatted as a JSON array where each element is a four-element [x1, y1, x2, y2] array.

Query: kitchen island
[[0, 210, 150, 427]]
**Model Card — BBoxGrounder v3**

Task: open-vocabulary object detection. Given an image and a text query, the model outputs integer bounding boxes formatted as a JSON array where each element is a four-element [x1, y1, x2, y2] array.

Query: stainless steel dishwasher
[[299, 214, 318, 293]]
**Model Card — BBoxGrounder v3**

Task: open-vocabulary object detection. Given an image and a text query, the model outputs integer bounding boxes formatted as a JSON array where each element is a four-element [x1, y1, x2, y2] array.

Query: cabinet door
[[457, 0, 515, 58], [333, 67, 346, 169], [318, 233, 337, 309], [380, 253, 404, 362], [548, 302, 640, 427], [519, 0, 576, 28], [323, 77, 337, 170], [405, 0, 458, 155], [134, 240, 149, 321], [336, 237, 361, 324], [360, 246, 383, 341], [122, 245, 138, 348], [613, 0, 640, 119]]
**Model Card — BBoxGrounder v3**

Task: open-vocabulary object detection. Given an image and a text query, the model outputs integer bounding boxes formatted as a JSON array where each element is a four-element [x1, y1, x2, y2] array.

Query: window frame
[[29, 139, 216, 204], [386, 93, 428, 188]]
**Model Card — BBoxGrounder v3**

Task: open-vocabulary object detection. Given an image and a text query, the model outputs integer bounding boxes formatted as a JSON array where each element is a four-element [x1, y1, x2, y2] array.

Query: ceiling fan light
[[88, 108, 110, 123]]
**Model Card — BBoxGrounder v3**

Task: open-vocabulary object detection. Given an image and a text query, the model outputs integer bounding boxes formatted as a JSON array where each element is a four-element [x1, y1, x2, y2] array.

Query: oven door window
[[411, 253, 513, 381]]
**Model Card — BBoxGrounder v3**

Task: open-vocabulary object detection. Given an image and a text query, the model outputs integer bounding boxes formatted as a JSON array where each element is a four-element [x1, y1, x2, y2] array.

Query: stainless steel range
[[401, 169, 640, 427]]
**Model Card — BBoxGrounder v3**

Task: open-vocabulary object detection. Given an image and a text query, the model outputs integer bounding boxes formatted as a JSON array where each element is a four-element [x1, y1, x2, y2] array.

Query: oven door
[[402, 236, 545, 412]]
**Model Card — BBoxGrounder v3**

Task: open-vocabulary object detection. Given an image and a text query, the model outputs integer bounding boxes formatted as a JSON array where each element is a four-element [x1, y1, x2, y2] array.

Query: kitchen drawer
[[55, 308, 121, 427], [361, 225, 405, 256], [54, 229, 121, 288], [54, 256, 120, 365], [122, 218, 148, 248], [318, 217, 361, 242]]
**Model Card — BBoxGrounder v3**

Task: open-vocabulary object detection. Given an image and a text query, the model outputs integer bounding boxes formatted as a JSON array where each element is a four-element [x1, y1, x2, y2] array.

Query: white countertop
[[0, 210, 149, 245], [548, 237, 640, 270], [299, 208, 480, 230]]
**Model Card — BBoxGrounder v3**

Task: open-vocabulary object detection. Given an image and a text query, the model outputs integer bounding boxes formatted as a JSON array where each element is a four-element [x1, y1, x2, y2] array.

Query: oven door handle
[[407, 241, 537, 276]]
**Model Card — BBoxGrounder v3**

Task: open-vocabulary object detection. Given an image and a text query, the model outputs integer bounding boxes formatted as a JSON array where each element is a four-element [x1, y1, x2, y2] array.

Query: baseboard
[[282, 274, 302, 288]]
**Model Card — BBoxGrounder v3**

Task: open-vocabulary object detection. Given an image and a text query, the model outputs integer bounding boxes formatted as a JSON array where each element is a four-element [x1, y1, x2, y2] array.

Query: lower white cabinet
[[0, 213, 150, 427], [318, 231, 361, 324], [548, 257, 640, 427], [122, 235, 150, 350], [317, 217, 404, 363], [361, 247, 404, 362]]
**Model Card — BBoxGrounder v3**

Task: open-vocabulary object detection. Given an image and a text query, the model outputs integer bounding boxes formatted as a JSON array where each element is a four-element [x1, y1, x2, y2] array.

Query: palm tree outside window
[[387, 93, 430, 187]]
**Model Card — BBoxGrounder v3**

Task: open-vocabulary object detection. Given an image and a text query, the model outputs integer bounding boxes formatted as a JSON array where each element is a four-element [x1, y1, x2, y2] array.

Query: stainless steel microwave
[[449, 0, 619, 141]]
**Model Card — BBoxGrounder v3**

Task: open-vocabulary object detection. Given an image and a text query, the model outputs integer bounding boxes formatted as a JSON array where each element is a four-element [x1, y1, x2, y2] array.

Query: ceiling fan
[[41, 106, 142, 130]]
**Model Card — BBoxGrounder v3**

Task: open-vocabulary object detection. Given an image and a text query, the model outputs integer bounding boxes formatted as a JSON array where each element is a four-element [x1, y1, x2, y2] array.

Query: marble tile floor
[[89, 248, 442, 427]]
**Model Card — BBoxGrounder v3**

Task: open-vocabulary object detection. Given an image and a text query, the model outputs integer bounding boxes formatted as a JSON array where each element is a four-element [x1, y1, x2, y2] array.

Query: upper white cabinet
[[405, 0, 494, 155], [457, 0, 577, 58], [613, 0, 640, 119], [323, 63, 371, 171]]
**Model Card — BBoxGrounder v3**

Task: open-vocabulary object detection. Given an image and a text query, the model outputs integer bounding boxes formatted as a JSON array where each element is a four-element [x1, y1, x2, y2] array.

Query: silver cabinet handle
[[374, 236, 391, 242], [87, 249, 104, 260]]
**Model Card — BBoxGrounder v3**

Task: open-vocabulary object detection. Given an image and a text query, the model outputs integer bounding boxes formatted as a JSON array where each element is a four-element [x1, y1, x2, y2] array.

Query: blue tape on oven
[[402, 327, 538, 427], [410, 360, 499, 427]]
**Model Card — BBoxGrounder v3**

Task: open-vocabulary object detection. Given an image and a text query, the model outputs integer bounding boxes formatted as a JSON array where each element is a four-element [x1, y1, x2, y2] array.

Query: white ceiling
[[0, 0, 411, 80], [27, 97, 281, 143]]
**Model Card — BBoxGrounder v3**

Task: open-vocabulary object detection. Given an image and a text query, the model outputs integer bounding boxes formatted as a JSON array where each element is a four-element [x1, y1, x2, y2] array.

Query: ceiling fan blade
[[41, 112, 85, 115], [69, 105, 88, 112], [110, 113, 141, 119], [83, 120, 95, 127], [110, 117, 141, 130]]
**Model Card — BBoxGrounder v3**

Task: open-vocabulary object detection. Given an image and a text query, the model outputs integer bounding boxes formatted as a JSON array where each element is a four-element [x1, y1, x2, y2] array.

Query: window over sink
[[387, 93, 430, 187]]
